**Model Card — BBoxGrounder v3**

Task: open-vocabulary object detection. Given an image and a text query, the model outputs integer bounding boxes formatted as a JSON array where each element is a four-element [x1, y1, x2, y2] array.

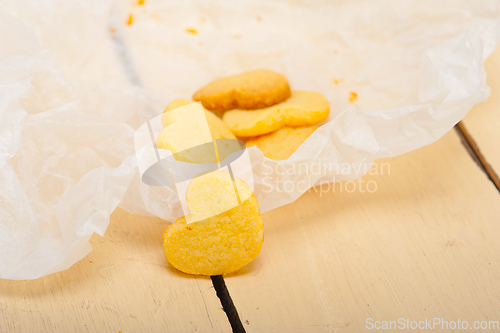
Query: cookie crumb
[[126, 14, 133, 25], [332, 78, 343, 84], [185, 28, 198, 34], [349, 91, 357, 103], [110, 28, 116, 34]]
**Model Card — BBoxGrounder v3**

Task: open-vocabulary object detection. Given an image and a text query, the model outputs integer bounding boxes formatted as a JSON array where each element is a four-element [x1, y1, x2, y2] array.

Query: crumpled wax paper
[[1, 0, 499, 279]]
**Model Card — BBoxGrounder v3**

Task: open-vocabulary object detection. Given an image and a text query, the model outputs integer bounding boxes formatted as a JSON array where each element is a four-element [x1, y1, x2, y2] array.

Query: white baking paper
[[0, 0, 499, 279]]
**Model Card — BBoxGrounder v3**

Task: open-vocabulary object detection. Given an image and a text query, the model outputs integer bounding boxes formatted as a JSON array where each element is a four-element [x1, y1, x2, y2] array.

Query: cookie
[[223, 91, 329, 137], [192, 69, 291, 112], [162, 170, 264, 275], [157, 102, 216, 163], [157, 101, 236, 163], [246, 126, 318, 160], [162, 99, 236, 140]]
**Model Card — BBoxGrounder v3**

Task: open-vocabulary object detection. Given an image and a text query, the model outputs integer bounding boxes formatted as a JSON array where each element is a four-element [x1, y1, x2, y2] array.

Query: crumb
[[126, 14, 133, 25], [349, 91, 357, 103], [110, 28, 116, 34], [332, 78, 343, 84], [185, 28, 197, 34], [137, 0, 145, 5]]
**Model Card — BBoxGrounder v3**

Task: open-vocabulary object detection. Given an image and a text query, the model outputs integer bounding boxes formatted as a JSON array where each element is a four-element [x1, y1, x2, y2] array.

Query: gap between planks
[[455, 121, 500, 192], [211, 275, 246, 333]]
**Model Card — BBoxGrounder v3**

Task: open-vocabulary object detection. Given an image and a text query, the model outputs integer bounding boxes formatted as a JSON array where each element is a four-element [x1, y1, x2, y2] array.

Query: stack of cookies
[[157, 69, 329, 161]]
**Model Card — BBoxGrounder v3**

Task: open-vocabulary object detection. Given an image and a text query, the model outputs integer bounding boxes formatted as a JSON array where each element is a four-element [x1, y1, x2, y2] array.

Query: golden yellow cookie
[[161, 99, 235, 140], [163, 171, 264, 275], [157, 102, 237, 163], [223, 91, 329, 137], [193, 69, 291, 112], [247, 126, 318, 160]]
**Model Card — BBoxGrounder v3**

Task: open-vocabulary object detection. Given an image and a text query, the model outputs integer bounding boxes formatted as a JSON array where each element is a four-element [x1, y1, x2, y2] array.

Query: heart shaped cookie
[[162, 170, 264, 275], [223, 91, 329, 137], [193, 69, 291, 112]]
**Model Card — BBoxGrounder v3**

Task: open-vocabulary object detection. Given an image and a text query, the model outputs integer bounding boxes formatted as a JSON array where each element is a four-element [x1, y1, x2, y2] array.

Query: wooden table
[[2, 46, 500, 333]]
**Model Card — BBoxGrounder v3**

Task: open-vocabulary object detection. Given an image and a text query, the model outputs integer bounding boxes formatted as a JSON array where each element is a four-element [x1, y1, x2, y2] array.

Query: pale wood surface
[[2, 47, 500, 333], [225, 130, 500, 332], [0, 212, 231, 333]]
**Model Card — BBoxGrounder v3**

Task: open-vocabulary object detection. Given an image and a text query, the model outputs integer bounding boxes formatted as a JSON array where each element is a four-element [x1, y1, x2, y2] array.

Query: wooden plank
[[462, 45, 500, 184], [0, 211, 231, 333], [223, 129, 500, 332]]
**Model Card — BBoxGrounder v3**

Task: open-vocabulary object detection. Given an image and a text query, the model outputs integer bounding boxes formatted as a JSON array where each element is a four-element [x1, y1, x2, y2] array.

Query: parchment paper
[[1, 0, 499, 279]]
